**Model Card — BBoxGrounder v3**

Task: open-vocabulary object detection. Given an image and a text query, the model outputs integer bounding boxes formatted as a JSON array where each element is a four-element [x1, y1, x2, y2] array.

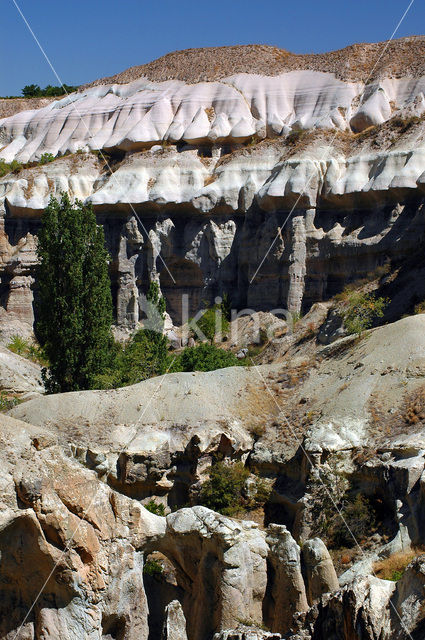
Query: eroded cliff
[[1, 38, 425, 330]]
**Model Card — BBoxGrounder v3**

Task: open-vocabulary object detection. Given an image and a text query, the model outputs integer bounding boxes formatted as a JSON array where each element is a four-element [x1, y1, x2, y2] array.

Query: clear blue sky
[[1, 0, 423, 96]]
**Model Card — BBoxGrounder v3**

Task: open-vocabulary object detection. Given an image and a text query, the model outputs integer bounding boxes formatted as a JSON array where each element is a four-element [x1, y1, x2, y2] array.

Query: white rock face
[[1, 47, 425, 331], [0, 345, 43, 395], [1, 73, 425, 164]]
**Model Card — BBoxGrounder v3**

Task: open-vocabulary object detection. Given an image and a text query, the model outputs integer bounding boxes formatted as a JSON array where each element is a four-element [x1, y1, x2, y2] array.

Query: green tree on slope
[[36, 194, 113, 393]]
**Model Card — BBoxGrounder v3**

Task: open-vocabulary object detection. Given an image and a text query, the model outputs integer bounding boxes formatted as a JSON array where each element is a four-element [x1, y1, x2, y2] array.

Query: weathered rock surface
[[301, 538, 339, 605], [2, 41, 425, 328], [161, 600, 188, 640], [0, 344, 42, 395], [160, 507, 268, 640], [3, 39, 425, 640], [1, 413, 340, 640], [265, 525, 308, 634]]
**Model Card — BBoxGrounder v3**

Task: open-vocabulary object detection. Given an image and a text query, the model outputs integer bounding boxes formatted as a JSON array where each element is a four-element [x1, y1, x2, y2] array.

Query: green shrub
[[143, 559, 163, 576], [144, 499, 166, 516], [7, 335, 47, 366], [193, 301, 230, 343], [342, 292, 388, 336], [93, 282, 168, 390], [326, 493, 376, 548], [199, 461, 249, 515], [0, 393, 21, 413], [22, 84, 78, 98], [39, 152, 55, 165], [0, 158, 22, 177], [7, 335, 28, 356], [93, 330, 169, 389], [172, 343, 241, 373], [391, 570, 404, 581]]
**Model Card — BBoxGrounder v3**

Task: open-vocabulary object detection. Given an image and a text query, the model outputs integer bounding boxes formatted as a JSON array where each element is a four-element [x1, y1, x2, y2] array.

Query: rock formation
[[161, 600, 188, 640], [2, 39, 425, 329], [301, 538, 339, 605], [3, 37, 425, 640]]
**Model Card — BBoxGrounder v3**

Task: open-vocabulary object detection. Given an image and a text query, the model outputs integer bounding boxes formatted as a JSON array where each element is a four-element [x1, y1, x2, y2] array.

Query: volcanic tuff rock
[[0, 413, 342, 640], [2, 39, 425, 328]]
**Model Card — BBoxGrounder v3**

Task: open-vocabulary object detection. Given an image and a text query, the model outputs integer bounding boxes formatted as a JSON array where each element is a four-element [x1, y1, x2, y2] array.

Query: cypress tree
[[36, 193, 113, 392]]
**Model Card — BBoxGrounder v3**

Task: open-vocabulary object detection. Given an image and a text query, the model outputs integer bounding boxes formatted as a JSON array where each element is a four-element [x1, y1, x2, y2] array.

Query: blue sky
[[1, 0, 423, 96]]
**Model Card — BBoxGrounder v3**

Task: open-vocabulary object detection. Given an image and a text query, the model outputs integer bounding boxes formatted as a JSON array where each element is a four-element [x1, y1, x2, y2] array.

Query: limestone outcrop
[[0, 344, 42, 395]]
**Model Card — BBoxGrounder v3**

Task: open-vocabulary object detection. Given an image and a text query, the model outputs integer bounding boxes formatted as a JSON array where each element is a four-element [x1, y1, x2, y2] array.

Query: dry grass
[[374, 549, 422, 581], [369, 383, 425, 445], [83, 37, 425, 89], [0, 97, 58, 119]]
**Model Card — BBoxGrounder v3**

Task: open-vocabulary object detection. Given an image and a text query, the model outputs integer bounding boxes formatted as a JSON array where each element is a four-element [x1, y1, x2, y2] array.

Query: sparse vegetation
[[0, 158, 22, 177], [374, 549, 419, 581], [0, 393, 22, 413], [143, 558, 164, 576], [22, 84, 78, 98], [310, 458, 378, 549], [341, 291, 388, 336], [39, 152, 55, 165], [144, 500, 166, 516], [414, 300, 425, 314], [286, 129, 307, 145], [7, 335, 47, 366], [199, 461, 250, 515], [198, 461, 271, 516]]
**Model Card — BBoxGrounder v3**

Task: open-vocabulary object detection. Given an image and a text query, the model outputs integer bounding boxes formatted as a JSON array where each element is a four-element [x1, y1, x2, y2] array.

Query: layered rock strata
[[1, 39, 425, 327]]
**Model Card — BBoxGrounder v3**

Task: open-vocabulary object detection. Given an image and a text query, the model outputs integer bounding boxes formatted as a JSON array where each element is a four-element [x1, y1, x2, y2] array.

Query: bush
[[7, 335, 47, 366], [143, 558, 163, 576], [93, 282, 169, 389], [172, 343, 241, 373], [22, 84, 78, 98], [326, 493, 377, 548], [39, 152, 55, 165], [342, 292, 388, 336], [199, 461, 250, 515], [7, 335, 28, 356], [193, 300, 230, 343], [0, 158, 22, 178], [311, 462, 377, 549], [144, 500, 166, 516], [93, 329, 169, 389]]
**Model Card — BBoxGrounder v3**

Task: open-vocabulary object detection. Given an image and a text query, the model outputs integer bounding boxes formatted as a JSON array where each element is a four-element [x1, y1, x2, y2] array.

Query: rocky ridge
[[1, 39, 425, 328]]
